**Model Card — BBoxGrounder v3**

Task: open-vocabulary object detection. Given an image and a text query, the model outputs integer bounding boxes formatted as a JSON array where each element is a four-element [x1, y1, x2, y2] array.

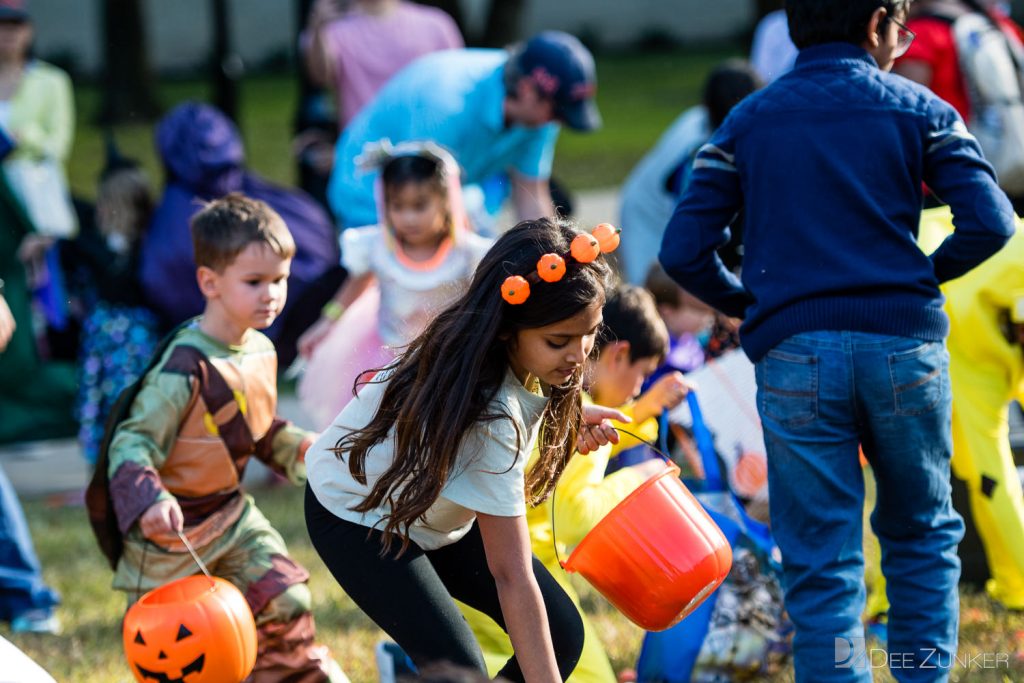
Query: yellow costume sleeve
[[552, 447, 646, 549], [607, 401, 660, 455]]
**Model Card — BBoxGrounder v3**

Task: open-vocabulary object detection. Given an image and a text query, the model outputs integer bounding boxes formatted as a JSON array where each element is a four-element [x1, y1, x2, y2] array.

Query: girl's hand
[[139, 499, 184, 539], [578, 404, 630, 455], [298, 316, 336, 359]]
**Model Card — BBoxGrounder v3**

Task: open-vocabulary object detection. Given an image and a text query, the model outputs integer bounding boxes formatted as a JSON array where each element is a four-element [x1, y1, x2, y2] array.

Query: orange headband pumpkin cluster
[[501, 223, 621, 305]]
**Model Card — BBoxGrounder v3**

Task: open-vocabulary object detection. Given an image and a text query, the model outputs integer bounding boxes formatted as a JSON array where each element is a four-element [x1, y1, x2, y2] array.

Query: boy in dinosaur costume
[[90, 194, 346, 682]]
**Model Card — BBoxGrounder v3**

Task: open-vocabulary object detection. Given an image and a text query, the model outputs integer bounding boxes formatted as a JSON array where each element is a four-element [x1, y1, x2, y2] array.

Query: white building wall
[[27, 0, 749, 77]]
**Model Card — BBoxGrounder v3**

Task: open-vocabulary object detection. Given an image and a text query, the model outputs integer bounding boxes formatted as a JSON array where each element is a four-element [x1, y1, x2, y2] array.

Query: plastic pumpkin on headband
[[501, 275, 531, 305], [537, 253, 567, 282], [593, 223, 621, 252], [570, 234, 601, 263], [123, 575, 257, 683]]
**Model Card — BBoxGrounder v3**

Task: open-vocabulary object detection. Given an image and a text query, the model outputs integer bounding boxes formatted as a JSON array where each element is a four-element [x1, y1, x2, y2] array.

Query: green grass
[[65, 48, 743, 202], [5, 484, 1024, 682]]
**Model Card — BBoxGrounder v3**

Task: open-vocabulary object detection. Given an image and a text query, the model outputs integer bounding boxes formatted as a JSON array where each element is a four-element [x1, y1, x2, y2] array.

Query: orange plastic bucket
[[122, 575, 258, 683], [562, 463, 733, 631]]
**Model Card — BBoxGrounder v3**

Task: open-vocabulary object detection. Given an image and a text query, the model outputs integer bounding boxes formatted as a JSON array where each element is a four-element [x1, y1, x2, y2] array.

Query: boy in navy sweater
[[659, 1, 1015, 682]]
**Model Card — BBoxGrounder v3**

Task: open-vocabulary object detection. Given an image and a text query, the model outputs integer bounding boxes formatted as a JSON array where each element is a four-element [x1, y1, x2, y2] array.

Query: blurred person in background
[[618, 60, 761, 284], [894, 0, 1022, 125], [327, 31, 601, 233], [750, 1, 799, 83], [295, 0, 462, 210], [0, 258, 61, 637], [0, 0, 77, 444], [894, 0, 1024, 209], [304, 0, 462, 131], [139, 102, 344, 369], [63, 144, 160, 466]]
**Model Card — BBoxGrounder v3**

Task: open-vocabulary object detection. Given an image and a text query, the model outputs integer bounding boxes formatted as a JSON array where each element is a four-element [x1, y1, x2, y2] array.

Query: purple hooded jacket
[[140, 102, 339, 340]]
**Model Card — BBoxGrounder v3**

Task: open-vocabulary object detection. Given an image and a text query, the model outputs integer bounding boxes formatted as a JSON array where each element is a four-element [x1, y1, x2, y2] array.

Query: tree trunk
[[98, 0, 159, 123], [211, 0, 242, 123], [482, 0, 527, 48]]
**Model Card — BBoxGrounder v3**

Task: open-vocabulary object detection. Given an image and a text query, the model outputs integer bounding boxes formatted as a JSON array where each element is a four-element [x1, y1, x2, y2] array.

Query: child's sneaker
[[11, 609, 61, 635], [375, 640, 416, 683], [865, 615, 888, 650]]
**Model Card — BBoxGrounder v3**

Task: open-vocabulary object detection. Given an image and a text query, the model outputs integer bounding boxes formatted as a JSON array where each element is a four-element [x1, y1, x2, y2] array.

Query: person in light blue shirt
[[327, 31, 601, 230]]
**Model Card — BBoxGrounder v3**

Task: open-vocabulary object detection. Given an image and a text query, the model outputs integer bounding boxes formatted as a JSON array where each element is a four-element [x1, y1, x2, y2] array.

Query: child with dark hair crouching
[[92, 194, 346, 682], [661, 1, 1015, 681], [460, 283, 692, 683], [305, 217, 630, 682]]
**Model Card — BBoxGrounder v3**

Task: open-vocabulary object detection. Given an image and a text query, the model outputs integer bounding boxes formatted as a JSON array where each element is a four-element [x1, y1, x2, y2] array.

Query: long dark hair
[[331, 217, 614, 553]]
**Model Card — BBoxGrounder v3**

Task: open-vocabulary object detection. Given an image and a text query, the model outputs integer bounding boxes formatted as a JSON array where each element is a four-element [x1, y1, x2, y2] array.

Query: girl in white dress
[[298, 141, 492, 428]]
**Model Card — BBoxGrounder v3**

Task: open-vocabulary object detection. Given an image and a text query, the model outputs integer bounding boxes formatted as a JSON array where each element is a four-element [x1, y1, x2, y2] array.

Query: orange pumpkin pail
[[123, 575, 258, 683], [562, 463, 733, 632]]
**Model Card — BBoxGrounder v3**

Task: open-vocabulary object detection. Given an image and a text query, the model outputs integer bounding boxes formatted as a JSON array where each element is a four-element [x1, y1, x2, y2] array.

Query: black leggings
[[304, 485, 585, 682]]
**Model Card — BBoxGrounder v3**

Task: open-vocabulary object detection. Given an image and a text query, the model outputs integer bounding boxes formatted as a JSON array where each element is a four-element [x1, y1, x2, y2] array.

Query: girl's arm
[[510, 172, 555, 222], [477, 512, 561, 683], [297, 271, 375, 358]]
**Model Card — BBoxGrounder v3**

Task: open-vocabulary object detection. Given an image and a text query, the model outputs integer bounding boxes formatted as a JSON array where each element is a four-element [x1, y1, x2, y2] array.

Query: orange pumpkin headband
[[501, 223, 621, 305]]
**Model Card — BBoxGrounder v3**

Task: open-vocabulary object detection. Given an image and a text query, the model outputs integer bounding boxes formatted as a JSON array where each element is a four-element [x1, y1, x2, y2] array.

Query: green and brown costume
[[102, 324, 337, 683]]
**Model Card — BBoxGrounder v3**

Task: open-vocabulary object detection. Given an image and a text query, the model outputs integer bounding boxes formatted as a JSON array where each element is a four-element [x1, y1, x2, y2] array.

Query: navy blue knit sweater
[[659, 43, 1015, 362]]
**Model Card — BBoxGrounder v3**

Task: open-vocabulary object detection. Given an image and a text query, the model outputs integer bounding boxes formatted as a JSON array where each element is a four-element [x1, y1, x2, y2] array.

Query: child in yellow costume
[[867, 206, 1024, 616], [460, 285, 692, 682]]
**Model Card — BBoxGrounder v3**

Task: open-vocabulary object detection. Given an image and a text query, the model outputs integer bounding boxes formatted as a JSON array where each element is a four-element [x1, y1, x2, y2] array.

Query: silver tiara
[[354, 139, 459, 176]]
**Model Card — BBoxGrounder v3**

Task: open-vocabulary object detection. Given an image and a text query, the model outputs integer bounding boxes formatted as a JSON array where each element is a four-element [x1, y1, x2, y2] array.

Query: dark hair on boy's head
[[599, 285, 669, 363], [190, 193, 295, 272], [381, 153, 448, 198], [644, 262, 684, 308], [703, 59, 762, 129], [335, 217, 615, 554], [786, 0, 911, 50]]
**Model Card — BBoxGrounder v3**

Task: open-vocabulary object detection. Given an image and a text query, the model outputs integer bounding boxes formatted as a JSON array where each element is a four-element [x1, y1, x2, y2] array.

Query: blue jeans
[[755, 332, 963, 683], [0, 465, 59, 622]]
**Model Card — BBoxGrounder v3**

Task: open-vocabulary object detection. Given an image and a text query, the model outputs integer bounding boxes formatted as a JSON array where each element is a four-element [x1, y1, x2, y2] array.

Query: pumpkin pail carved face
[[123, 575, 257, 683]]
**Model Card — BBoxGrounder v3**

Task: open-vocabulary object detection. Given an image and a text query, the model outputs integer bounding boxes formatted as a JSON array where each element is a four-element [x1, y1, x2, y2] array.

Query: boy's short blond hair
[[191, 193, 295, 272]]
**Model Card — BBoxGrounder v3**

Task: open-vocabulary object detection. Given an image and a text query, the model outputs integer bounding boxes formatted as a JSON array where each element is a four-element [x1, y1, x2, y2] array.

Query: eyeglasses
[[892, 18, 916, 59]]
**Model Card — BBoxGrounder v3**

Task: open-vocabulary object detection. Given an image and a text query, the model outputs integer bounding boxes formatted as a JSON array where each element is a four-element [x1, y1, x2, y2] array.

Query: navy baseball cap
[[0, 0, 28, 21], [514, 31, 601, 132]]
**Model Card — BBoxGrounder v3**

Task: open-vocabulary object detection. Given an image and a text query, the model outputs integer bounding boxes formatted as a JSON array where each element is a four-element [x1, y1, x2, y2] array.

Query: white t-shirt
[[342, 226, 493, 346], [306, 368, 549, 550]]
